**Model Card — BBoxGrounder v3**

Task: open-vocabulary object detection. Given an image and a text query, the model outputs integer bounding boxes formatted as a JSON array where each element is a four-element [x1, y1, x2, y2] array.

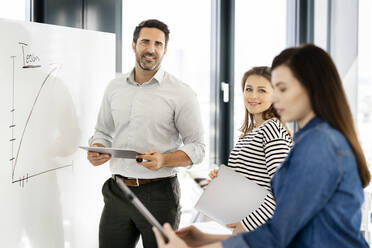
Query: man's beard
[[136, 52, 162, 71]]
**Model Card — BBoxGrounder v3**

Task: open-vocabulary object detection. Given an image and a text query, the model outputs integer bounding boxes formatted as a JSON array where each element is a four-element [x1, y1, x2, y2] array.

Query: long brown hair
[[271, 44, 370, 188], [239, 66, 282, 137]]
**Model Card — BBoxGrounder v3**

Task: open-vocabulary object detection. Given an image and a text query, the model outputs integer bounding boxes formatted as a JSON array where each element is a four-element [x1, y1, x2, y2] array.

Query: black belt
[[112, 174, 175, 187]]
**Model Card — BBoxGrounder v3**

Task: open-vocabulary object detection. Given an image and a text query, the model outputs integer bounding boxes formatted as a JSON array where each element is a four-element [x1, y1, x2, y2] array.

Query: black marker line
[[10, 56, 16, 173], [9, 59, 73, 185], [12, 163, 73, 184], [22, 65, 41, 68], [18, 43, 41, 68], [20, 43, 26, 67], [12, 66, 58, 180]]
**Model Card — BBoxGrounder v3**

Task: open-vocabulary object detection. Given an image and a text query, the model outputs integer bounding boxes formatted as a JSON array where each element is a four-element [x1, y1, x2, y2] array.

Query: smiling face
[[271, 65, 315, 128], [132, 27, 167, 71], [243, 75, 273, 117]]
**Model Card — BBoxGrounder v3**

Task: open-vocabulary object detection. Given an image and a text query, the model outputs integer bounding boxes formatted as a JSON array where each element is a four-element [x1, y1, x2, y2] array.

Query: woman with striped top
[[209, 66, 292, 234]]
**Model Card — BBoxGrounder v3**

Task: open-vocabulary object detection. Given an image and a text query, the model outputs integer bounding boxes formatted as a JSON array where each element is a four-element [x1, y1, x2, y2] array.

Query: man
[[87, 19, 205, 248]]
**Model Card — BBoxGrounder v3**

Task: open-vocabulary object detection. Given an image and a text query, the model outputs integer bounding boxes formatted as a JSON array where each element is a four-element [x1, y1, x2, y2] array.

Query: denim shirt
[[222, 117, 368, 248]]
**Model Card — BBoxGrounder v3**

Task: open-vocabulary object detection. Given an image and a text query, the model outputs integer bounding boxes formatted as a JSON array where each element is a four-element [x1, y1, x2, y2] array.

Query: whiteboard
[[0, 19, 115, 248]]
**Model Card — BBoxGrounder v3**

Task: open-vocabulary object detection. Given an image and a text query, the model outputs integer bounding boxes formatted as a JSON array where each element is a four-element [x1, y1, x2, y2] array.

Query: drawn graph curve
[[9, 55, 73, 187]]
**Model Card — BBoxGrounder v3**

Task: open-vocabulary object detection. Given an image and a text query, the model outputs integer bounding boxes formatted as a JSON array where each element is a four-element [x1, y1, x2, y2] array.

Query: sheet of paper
[[195, 165, 269, 225], [192, 221, 232, 235], [79, 146, 140, 159]]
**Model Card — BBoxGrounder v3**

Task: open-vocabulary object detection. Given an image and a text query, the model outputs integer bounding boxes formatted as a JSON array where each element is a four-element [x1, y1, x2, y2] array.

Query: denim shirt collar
[[294, 116, 323, 143]]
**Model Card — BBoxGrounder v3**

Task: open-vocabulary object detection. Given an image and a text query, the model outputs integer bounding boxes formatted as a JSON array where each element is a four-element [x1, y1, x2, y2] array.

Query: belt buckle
[[128, 177, 140, 187]]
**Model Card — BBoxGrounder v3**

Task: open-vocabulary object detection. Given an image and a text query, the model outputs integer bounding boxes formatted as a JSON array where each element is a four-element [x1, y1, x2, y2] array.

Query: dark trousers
[[99, 177, 181, 248]]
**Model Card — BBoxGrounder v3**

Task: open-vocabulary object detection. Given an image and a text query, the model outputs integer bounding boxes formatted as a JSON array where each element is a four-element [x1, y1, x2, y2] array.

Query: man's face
[[132, 27, 167, 71]]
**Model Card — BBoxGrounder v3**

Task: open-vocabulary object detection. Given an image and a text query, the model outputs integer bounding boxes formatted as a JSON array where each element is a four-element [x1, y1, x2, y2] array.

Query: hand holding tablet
[[79, 146, 140, 158]]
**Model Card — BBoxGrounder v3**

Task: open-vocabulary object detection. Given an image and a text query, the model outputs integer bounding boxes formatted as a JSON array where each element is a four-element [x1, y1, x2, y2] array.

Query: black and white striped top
[[227, 118, 292, 231]]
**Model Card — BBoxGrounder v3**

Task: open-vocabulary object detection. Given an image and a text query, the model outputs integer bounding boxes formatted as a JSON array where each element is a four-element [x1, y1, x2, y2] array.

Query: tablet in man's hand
[[79, 146, 140, 159]]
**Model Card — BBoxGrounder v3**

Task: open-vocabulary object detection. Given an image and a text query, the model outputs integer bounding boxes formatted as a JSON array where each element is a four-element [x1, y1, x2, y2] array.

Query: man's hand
[[136, 149, 164, 171], [87, 143, 111, 166], [226, 222, 245, 234]]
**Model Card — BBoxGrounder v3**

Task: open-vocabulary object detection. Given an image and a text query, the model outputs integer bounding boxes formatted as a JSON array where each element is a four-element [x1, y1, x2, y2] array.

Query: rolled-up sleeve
[[175, 89, 205, 165], [88, 86, 115, 148]]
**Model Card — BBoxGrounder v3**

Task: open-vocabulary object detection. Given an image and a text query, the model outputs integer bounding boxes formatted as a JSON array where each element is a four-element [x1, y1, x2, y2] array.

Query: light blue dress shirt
[[89, 68, 205, 178]]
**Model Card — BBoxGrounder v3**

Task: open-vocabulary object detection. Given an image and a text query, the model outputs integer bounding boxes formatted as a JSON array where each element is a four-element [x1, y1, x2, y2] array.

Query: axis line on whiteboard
[[9, 57, 63, 184], [13, 162, 73, 186], [10, 56, 16, 171], [11, 66, 58, 180]]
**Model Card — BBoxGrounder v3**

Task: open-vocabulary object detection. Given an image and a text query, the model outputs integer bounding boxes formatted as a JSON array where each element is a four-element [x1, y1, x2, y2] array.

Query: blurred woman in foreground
[[153, 44, 370, 248]]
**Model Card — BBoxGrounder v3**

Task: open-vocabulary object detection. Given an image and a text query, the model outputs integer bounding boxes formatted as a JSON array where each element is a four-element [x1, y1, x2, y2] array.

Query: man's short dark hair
[[133, 19, 170, 47]]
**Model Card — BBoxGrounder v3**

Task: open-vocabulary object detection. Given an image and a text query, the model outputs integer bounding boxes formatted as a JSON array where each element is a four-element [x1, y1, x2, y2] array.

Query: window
[[359, 1, 372, 242], [234, 0, 287, 142], [0, 0, 26, 21], [358, 0, 372, 167]]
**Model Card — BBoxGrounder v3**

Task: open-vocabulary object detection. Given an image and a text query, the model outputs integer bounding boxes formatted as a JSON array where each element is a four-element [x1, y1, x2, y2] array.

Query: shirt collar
[[126, 67, 165, 86], [153, 68, 165, 84], [294, 116, 323, 142]]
